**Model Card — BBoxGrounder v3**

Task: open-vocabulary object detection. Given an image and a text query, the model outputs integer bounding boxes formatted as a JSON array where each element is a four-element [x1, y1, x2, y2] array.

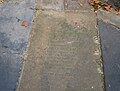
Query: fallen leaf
[[79, 2, 83, 7], [89, 0, 120, 15], [21, 21, 29, 27], [104, 5, 111, 11]]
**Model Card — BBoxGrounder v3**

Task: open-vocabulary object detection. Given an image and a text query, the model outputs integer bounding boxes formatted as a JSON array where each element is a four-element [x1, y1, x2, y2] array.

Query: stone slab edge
[[97, 9, 120, 28]]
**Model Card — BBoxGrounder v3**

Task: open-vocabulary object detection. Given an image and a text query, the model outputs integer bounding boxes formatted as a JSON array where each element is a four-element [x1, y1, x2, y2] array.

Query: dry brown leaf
[[21, 21, 29, 27], [79, 2, 83, 7], [104, 5, 111, 11]]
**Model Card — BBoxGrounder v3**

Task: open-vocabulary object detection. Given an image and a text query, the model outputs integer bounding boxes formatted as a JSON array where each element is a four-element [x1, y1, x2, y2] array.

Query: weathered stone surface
[[64, 0, 92, 11], [0, 52, 22, 91], [0, 0, 35, 90], [97, 10, 120, 28], [39, 0, 92, 11], [40, 0, 64, 11], [17, 11, 103, 91], [98, 20, 120, 91]]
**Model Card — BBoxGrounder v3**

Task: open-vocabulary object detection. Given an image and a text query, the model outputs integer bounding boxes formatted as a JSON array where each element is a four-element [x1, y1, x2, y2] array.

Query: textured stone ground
[[0, 0, 35, 91], [17, 10, 103, 91], [0, 0, 120, 91], [17, 1, 104, 91], [97, 8, 120, 91], [98, 20, 120, 91]]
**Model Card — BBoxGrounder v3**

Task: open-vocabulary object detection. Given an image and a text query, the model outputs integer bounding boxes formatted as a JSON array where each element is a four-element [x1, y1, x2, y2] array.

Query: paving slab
[[98, 20, 120, 91], [0, 0, 35, 90], [97, 10, 120, 28], [39, 0, 92, 11], [64, 0, 92, 11], [17, 11, 103, 91], [39, 0, 64, 11], [0, 52, 23, 91]]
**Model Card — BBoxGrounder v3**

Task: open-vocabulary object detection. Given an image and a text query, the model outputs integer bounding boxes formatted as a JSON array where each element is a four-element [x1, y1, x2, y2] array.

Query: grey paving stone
[[39, 0, 92, 11], [40, 0, 64, 11], [0, 0, 35, 90], [97, 10, 120, 28], [64, 0, 91, 11], [0, 53, 23, 91], [0, 32, 27, 54], [98, 20, 120, 91]]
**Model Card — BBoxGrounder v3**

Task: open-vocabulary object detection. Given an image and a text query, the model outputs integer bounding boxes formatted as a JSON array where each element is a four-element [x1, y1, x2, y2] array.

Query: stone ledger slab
[[17, 11, 103, 91]]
